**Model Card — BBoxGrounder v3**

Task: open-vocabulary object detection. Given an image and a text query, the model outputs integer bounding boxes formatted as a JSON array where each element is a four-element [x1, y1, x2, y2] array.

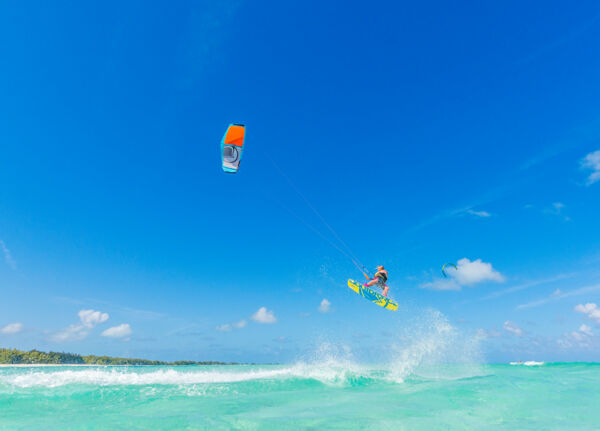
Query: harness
[[375, 271, 388, 284]]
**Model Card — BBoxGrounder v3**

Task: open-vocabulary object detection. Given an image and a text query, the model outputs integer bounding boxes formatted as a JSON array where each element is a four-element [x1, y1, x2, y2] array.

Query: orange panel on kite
[[224, 124, 245, 147]]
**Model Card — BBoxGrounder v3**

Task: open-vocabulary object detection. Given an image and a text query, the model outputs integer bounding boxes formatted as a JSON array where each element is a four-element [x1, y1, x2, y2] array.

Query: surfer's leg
[[382, 285, 389, 297]]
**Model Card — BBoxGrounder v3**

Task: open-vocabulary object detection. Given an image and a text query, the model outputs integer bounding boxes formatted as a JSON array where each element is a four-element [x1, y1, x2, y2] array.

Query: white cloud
[[252, 307, 277, 324], [453, 258, 505, 286], [466, 209, 491, 218], [318, 299, 331, 313], [581, 150, 600, 185], [579, 324, 593, 337], [421, 258, 503, 291], [101, 324, 131, 338], [503, 321, 523, 336], [1, 322, 23, 334], [78, 309, 109, 328], [215, 323, 232, 332], [574, 303, 600, 323], [53, 309, 109, 342], [0, 240, 16, 270]]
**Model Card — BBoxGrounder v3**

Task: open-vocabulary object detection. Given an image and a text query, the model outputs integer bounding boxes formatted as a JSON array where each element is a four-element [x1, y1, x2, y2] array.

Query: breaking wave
[[0, 309, 484, 389], [510, 361, 545, 366], [0, 364, 373, 389]]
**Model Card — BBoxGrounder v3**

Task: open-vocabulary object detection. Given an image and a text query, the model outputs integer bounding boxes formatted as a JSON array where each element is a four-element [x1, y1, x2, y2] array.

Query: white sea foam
[[1, 368, 288, 388], [0, 362, 373, 388], [510, 361, 545, 366]]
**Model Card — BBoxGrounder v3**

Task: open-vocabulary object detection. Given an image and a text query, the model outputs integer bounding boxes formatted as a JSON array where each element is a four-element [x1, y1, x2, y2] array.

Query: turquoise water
[[1, 362, 598, 430]]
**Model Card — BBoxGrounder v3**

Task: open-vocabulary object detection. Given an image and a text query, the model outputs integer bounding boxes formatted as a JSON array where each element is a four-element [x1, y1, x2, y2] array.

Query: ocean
[[1, 361, 598, 430]]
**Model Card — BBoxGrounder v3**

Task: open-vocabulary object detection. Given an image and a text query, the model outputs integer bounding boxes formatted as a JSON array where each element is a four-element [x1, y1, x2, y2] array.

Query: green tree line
[[0, 348, 235, 365]]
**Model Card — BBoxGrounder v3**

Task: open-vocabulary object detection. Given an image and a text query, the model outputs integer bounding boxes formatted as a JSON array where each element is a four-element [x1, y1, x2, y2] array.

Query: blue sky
[[1, 0, 600, 363]]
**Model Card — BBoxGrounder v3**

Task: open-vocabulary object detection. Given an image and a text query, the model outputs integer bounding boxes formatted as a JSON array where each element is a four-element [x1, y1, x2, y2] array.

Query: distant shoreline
[[0, 347, 236, 366], [0, 363, 233, 368], [0, 364, 125, 368]]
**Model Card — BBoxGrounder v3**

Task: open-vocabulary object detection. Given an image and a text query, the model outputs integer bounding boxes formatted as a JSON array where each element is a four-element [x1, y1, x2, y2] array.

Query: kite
[[221, 124, 245, 173], [442, 263, 458, 278]]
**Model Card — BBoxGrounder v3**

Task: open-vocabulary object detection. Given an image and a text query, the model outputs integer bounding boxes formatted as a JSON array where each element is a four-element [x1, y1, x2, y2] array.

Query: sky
[[1, 0, 600, 363]]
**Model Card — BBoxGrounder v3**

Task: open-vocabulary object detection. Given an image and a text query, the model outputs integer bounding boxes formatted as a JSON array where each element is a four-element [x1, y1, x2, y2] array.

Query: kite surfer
[[365, 265, 389, 297]]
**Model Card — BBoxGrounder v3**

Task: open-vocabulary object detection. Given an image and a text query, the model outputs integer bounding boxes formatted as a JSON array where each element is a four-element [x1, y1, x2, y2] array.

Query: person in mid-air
[[365, 265, 389, 297]]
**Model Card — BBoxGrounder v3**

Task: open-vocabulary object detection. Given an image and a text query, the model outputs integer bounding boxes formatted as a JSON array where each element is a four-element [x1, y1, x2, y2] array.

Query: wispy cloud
[[318, 299, 331, 313], [407, 151, 557, 234], [559, 323, 595, 349], [482, 273, 574, 300], [407, 117, 599, 236], [216, 307, 276, 331], [476, 328, 502, 339], [581, 150, 600, 185], [466, 209, 491, 218], [101, 324, 132, 339], [1, 322, 23, 335], [525, 202, 571, 222], [233, 320, 248, 329], [120, 307, 166, 320], [517, 284, 600, 309], [215, 323, 232, 332], [579, 324, 593, 337], [409, 205, 492, 233], [52, 309, 109, 342], [503, 321, 523, 336], [546, 201, 564, 213], [51, 297, 167, 320], [215, 320, 247, 332], [516, 13, 600, 65], [0, 240, 16, 270], [166, 324, 202, 337], [543, 202, 571, 222], [420, 278, 461, 291]]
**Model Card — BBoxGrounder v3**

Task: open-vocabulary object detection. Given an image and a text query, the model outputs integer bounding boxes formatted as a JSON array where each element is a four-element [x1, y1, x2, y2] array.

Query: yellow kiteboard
[[347, 279, 398, 311]]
